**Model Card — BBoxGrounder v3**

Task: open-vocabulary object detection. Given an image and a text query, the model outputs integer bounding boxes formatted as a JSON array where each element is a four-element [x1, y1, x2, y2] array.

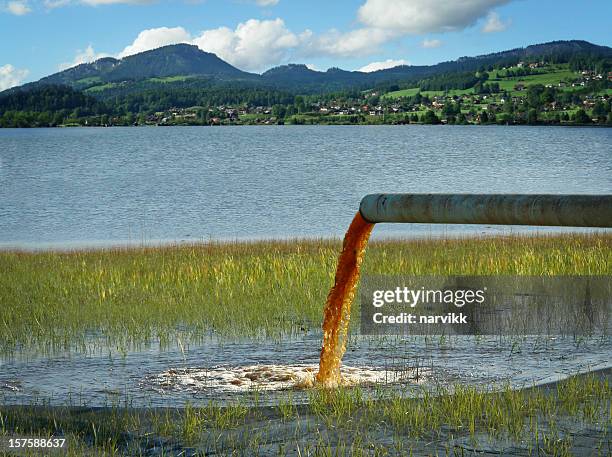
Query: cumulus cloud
[[482, 11, 510, 33], [6, 0, 31, 14], [358, 58, 410, 72], [0, 64, 29, 90], [305, 27, 393, 58], [357, 0, 511, 34], [192, 18, 299, 71], [53, 21, 298, 73], [87, 20, 385, 71], [421, 38, 442, 48], [59, 44, 111, 70], [51, 0, 516, 74], [118, 26, 191, 58], [302, 0, 510, 57]]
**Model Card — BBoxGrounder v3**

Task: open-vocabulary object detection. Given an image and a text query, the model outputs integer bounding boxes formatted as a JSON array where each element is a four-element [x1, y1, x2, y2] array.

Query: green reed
[[1, 372, 609, 456], [0, 233, 610, 355]]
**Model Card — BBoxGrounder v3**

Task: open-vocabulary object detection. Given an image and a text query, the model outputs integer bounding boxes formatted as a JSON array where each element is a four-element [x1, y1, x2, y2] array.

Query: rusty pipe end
[[359, 193, 384, 224], [359, 193, 612, 227]]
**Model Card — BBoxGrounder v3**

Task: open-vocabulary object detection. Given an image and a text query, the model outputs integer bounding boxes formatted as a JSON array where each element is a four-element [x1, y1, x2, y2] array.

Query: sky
[[1, 0, 611, 90]]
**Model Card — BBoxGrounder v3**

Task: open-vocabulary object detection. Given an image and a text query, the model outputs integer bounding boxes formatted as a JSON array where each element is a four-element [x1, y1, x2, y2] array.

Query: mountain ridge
[[4, 39, 611, 96], [35, 44, 256, 89]]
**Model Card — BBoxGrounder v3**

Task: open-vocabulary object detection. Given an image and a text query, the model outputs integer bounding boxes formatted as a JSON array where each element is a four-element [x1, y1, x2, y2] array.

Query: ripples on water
[[1, 126, 611, 247], [1, 335, 609, 407]]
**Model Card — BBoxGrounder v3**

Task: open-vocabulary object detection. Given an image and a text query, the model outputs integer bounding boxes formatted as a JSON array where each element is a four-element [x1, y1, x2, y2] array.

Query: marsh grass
[[1, 372, 609, 456], [277, 392, 298, 421], [180, 400, 249, 443], [308, 386, 368, 423], [302, 371, 610, 453], [0, 233, 610, 355]]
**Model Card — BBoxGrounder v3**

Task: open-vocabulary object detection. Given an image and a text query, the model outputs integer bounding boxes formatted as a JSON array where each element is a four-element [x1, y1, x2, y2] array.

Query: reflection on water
[[0, 335, 609, 407], [1, 126, 611, 247]]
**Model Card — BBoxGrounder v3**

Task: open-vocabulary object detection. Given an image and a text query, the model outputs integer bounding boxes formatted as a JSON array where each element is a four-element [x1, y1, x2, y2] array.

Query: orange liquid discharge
[[316, 212, 375, 386]]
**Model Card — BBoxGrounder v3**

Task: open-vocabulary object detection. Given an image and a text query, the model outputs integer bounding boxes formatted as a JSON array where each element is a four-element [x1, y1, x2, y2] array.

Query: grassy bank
[[1, 370, 610, 456], [1, 233, 610, 355]]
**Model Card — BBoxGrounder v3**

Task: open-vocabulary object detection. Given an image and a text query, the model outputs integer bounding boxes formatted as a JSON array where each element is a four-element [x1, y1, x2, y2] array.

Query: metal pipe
[[359, 194, 612, 227]]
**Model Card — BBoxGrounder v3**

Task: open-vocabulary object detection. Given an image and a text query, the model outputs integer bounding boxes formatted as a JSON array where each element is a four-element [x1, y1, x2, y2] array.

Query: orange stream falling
[[316, 212, 375, 386]]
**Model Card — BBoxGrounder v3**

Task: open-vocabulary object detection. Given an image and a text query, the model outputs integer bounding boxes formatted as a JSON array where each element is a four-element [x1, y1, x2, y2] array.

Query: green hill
[[1, 40, 610, 127], [24, 44, 257, 92], [5, 39, 611, 97], [383, 63, 593, 99]]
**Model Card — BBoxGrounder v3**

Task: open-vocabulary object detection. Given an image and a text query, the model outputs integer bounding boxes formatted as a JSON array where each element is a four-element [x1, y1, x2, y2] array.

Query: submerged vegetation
[[1, 371, 609, 455], [0, 233, 610, 356]]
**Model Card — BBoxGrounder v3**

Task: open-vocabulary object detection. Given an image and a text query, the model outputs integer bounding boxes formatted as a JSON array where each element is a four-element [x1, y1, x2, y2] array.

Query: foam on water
[[2, 335, 610, 407], [145, 364, 426, 393]]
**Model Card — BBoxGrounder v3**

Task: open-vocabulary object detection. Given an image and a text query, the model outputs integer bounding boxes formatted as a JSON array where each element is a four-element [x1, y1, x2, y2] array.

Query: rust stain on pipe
[[359, 194, 612, 228]]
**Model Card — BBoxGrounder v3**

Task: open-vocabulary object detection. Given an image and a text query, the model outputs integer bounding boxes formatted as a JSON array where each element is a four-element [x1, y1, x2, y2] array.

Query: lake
[[1, 125, 611, 248], [1, 125, 611, 408]]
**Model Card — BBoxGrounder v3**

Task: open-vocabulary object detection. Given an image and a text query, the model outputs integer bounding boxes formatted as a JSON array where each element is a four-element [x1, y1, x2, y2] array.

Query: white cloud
[[357, 0, 511, 34], [301, 0, 510, 58], [305, 63, 320, 71], [421, 38, 442, 48], [66, 19, 394, 73], [358, 58, 410, 72], [0, 64, 29, 90], [50, 0, 515, 75], [305, 27, 393, 58], [6, 0, 31, 15], [54, 21, 298, 73], [192, 18, 299, 71], [59, 44, 110, 70], [482, 11, 510, 33], [118, 26, 191, 58]]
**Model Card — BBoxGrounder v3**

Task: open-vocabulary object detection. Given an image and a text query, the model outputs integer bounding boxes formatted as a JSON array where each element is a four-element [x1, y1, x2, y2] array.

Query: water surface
[[1, 335, 610, 407], [1, 126, 610, 248]]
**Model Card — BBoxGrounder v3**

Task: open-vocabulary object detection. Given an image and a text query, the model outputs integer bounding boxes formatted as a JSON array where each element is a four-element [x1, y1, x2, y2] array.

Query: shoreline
[[1, 122, 611, 129], [2, 229, 610, 253]]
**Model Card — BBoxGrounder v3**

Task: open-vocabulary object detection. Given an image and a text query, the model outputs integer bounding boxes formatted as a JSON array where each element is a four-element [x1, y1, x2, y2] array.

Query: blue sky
[[1, 0, 611, 89]]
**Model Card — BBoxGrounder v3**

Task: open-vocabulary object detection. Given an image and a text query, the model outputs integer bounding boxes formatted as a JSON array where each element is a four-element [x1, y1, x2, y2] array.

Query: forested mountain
[[261, 65, 367, 91], [23, 44, 256, 91], [359, 40, 612, 86], [1, 39, 610, 127], [0, 85, 108, 114], [6, 40, 611, 96]]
